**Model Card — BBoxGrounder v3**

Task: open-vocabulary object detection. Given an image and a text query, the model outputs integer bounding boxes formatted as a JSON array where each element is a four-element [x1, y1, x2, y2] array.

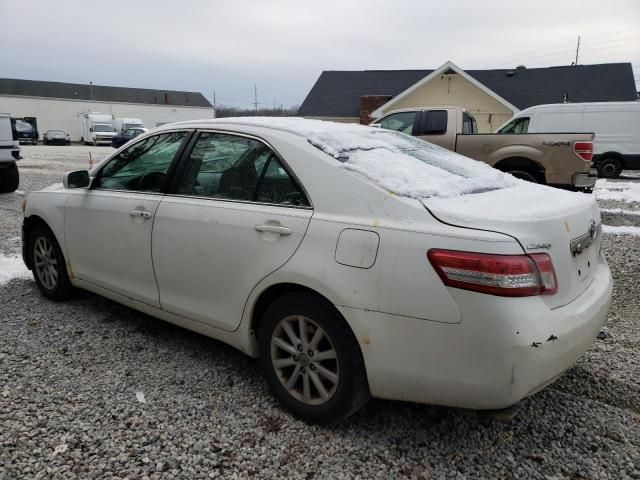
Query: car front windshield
[[94, 124, 115, 132], [15, 121, 33, 133], [48, 130, 64, 135]]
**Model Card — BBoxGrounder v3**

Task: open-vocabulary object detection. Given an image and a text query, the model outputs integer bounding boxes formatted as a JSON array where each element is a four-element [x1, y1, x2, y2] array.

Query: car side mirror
[[90, 127, 93, 132], [63, 170, 90, 189]]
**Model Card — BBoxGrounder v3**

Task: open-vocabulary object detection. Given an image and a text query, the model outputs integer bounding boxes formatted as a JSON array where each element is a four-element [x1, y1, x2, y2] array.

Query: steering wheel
[[137, 171, 167, 191]]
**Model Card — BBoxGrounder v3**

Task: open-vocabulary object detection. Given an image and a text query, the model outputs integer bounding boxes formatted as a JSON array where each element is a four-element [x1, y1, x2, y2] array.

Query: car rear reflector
[[427, 249, 557, 297], [573, 141, 593, 161]]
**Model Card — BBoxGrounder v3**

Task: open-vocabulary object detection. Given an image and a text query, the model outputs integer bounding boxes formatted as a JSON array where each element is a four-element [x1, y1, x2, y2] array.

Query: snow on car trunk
[[423, 183, 602, 309]]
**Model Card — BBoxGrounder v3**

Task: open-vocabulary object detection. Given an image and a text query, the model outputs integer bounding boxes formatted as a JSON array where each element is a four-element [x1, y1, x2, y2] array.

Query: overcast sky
[[1, 0, 638, 109]]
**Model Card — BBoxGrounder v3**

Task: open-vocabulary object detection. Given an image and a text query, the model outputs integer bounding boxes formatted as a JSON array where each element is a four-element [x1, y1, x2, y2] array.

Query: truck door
[[416, 110, 450, 148]]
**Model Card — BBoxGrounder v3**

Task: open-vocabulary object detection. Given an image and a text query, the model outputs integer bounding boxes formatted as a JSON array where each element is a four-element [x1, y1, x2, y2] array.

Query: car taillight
[[573, 141, 593, 161], [427, 249, 557, 297]]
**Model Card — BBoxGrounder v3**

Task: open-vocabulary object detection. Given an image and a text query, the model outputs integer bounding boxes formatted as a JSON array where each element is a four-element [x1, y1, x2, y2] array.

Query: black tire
[[508, 169, 539, 183], [32, 139, 38, 145], [0, 162, 19, 193], [597, 158, 622, 179], [28, 224, 73, 301], [258, 292, 370, 424]]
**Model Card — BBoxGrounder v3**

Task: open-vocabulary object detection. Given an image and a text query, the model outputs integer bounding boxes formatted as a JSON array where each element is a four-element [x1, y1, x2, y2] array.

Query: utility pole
[[254, 84, 259, 111], [212, 91, 216, 118], [574, 35, 581, 65]]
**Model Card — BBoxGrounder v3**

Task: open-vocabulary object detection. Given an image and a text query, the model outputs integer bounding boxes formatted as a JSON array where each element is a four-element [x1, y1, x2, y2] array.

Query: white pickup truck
[[0, 114, 22, 193]]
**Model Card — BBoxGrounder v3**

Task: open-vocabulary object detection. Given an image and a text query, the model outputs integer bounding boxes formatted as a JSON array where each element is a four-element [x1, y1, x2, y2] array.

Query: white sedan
[[21, 118, 612, 423]]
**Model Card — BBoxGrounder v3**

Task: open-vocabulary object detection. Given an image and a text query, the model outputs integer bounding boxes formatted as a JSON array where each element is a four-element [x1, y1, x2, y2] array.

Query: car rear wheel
[[597, 158, 622, 179], [258, 292, 369, 423], [0, 162, 19, 193], [29, 224, 73, 301]]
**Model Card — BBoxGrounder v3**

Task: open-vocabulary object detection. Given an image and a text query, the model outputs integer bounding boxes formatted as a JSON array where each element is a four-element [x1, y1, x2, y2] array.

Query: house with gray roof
[[298, 61, 637, 132]]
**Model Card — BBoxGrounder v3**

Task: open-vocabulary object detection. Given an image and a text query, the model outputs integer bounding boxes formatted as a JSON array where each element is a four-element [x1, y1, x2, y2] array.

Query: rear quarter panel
[[455, 133, 594, 184]]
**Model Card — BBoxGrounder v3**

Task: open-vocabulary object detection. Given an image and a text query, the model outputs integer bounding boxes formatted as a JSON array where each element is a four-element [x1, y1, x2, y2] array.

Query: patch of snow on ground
[[599, 208, 640, 216], [0, 255, 31, 285], [603, 225, 640, 236], [594, 179, 640, 203], [212, 117, 518, 198]]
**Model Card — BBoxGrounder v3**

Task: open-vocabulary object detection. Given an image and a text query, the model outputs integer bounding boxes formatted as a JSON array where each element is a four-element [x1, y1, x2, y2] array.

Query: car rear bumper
[[339, 256, 612, 409], [573, 172, 597, 189]]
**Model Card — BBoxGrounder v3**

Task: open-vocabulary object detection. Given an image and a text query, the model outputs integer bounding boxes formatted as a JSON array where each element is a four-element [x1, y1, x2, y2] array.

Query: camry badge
[[527, 242, 552, 250]]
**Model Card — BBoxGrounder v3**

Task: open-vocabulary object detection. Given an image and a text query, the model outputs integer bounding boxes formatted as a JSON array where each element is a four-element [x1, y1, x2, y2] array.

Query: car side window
[[419, 110, 448, 135], [499, 117, 529, 134], [379, 112, 417, 134], [255, 157, 309, 206], [94, 131, 188, 192], [176, 132, 309, 206]]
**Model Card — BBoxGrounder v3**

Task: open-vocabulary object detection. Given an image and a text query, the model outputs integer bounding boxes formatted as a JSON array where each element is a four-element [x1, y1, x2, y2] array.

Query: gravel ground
[[1, 146, 639, 479]]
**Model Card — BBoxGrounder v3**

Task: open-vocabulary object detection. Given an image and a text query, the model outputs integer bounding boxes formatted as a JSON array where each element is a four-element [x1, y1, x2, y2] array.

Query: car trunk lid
[[422, 183, 602, 309]]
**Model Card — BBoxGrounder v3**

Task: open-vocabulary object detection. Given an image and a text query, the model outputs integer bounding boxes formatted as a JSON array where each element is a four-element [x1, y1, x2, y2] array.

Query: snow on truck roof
[[175, 117, 518, 199]]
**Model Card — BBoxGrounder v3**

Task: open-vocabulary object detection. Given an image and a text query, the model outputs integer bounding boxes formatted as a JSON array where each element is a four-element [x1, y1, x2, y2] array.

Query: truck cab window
[[462, 113, 478, 134], [419, 110, 448, 136]]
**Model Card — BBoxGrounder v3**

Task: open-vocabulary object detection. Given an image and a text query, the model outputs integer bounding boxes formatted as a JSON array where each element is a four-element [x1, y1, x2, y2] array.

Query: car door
[[64, 130, 191, 306], [151, 131, 313, 332]]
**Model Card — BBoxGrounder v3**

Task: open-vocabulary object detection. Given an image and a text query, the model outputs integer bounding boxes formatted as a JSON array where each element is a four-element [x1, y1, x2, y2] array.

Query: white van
[[113, 117, 144, 134], [497, 102, 640, 178], [79, 113, 117, 146], [0, 113, 22, 193]]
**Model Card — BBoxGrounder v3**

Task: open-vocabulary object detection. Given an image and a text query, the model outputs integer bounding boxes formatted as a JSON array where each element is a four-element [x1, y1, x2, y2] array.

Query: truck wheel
[[32, 138, 38, 145], [597, 158, 622, 179], [258, 292, 370, 424], [0, 162, 19, 193], [508, 170, 539, 183]]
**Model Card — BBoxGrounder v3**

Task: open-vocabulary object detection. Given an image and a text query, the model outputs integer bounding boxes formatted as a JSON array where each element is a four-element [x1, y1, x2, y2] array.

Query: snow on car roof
[[213, 117, 518, 198]]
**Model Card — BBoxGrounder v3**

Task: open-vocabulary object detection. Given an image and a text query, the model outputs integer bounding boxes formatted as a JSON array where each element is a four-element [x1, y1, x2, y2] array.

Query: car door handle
[[129, 210, 152, 219], [254, 224, 292, 236]]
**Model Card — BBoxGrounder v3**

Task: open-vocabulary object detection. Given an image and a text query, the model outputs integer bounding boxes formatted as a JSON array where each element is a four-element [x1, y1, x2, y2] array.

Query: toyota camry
[[21, 118, 612, 423]]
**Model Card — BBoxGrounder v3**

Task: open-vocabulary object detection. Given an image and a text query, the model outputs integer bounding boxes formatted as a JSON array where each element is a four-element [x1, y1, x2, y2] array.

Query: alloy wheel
[[33, 236, 58, 290], [270, 315, 339, 405]]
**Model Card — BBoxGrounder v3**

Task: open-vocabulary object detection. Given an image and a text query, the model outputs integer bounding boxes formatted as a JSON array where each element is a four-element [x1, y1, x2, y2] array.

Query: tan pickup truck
[[371, 107, 596, 191]]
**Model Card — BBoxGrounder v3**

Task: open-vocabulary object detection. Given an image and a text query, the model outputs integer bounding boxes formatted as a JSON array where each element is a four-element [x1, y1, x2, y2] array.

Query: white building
[[0, 78, 215, 141]]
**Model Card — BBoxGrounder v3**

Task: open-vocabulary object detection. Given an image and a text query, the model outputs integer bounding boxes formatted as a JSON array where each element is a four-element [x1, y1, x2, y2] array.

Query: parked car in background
[[111, 127, 148, 148], [43, 130, 71, 145], [372, 107, 596, 191], [0, 113, 21, 193], [15, 119, 38, 145], [22, 118, 612, 423], [496, 102, 640, 178], [79, 113, 117, 146], [113, 117, 144, 134]]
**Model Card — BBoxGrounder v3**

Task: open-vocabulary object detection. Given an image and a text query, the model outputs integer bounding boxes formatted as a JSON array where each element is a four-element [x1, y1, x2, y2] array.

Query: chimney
[[360, 95, 392, 125]]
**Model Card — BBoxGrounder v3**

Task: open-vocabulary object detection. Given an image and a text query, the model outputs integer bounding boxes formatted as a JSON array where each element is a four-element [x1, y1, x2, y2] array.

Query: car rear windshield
[[306, 125, 517, 198]]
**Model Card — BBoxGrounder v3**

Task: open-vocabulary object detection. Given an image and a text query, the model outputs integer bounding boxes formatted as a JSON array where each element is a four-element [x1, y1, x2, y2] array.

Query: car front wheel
[[258, 292, 369, 424], [29, 224, 73, 301]]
